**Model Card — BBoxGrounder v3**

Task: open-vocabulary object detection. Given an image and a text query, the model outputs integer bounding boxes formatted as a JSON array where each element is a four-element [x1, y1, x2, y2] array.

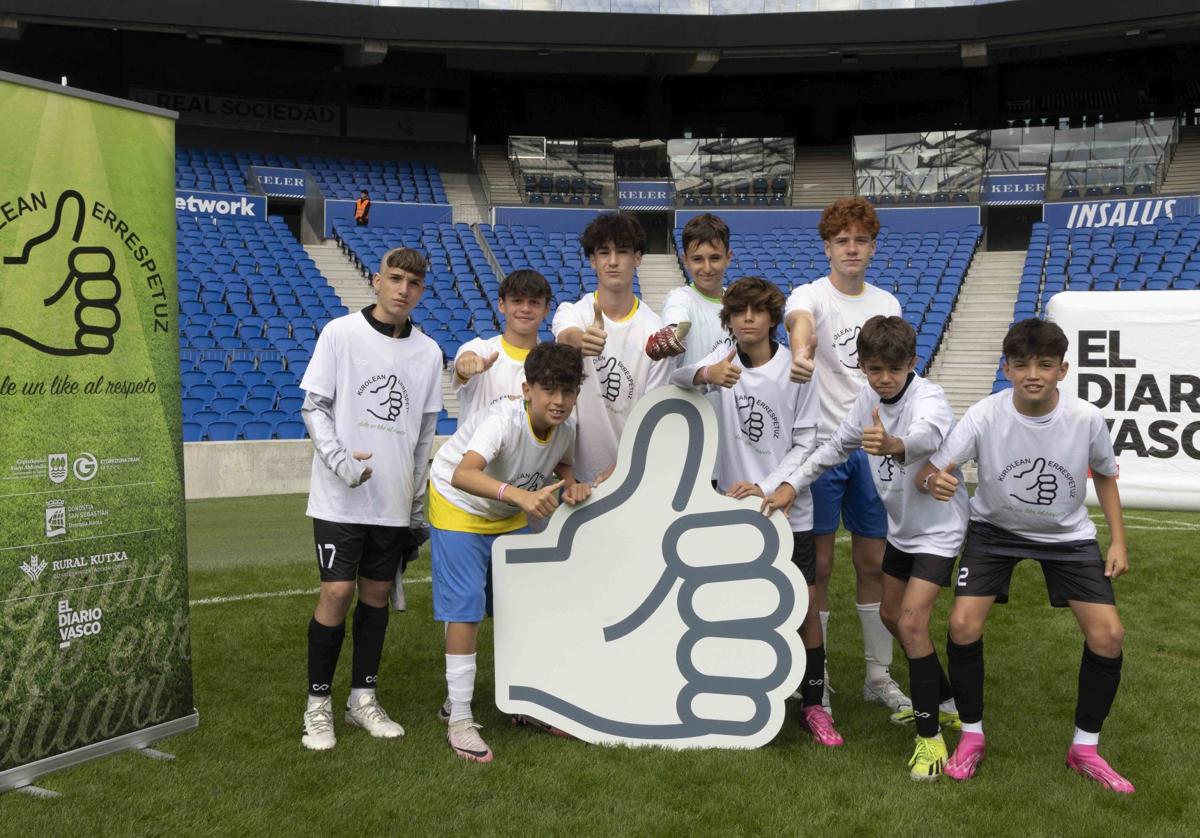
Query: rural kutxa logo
[[20, 554, 48, 583]]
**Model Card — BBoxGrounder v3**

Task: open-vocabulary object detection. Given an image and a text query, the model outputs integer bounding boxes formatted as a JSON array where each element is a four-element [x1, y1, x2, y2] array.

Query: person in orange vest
[[355, 190, 371, 226]]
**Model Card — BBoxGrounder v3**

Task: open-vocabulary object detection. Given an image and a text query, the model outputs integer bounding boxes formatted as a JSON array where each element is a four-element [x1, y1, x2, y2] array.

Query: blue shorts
[[431, 526, 528, 622], [811, 447, 888, 538]]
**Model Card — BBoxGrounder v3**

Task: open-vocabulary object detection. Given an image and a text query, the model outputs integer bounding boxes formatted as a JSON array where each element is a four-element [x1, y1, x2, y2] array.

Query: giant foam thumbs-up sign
[[492, 386, 807, 749]]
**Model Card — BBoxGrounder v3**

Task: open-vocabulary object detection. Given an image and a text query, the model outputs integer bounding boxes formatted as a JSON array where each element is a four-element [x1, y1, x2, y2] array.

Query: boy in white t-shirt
[[298, 247, 444, 751], [777, 316, 968, 779], [784, 197, 907, 717], [553, 212, 674, 484], [670, 276, 840, 747], [429, 343, 591, 763], [647, 212, 735, 364], [453, 269, 553, 425], [921, 319, 1133, 793]]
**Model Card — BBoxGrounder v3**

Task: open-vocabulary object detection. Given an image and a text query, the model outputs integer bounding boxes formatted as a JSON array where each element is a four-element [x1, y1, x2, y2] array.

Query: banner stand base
[[0, 710, 199, 794]]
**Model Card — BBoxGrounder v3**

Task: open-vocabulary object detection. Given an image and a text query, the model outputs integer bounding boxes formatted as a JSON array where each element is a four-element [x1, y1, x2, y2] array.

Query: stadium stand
[[479, 223, 642, 316], [178, 214, 347, 441], [176, 147, 446, 203], [674, 224, 983, 375], [298, 156, 447, 202], [992, 215, 1200, 392]]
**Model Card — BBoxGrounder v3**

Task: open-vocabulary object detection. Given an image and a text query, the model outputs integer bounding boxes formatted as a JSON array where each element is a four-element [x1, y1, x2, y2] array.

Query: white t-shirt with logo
[[430, 397, 576, 521], [453, 335, 529, 426], [792, 375, 968, 557], [785, 277, 902, 440], [675, 343, 820, 532], [660, 284, 732, 367], [302, 312, 444, 526], [551, 294, 674, 483], [929, 389, 1118, 543]]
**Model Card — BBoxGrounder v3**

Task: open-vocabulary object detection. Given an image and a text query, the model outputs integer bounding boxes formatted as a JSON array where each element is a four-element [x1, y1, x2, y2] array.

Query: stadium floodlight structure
[[1046, 118, 1179, 199], [508, 136, 616, 205], [668, 137, 793, 206], [853, 130, 987, 204]]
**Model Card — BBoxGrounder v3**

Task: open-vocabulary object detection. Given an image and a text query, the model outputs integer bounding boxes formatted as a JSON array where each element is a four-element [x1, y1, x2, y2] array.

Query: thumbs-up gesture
[[861, 406, 902, 457], [702, 348, 742, 388], [510, 479, 566, 520], [491, 386, 807, 749], [580, 297, 608, 357], [928, 461, 960, 502], [790, 335, 817, 383], [455, 350, 500, 381]]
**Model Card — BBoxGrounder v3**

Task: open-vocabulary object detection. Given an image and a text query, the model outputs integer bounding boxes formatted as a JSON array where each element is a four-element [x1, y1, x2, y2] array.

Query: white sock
[[307, 694, 329, 709], [962, 721, 984, 735], [819, 610, 830, 643], [348, 687, 373, 707], [856, 601, 893, 682], [446, 653, 477, 723], [1072, 727, 1100, 746], [940, 698, 958, 714]]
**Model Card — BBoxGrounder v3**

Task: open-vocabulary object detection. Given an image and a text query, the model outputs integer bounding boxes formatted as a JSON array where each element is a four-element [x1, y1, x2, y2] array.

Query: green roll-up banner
[[0, 72, 197, 792]]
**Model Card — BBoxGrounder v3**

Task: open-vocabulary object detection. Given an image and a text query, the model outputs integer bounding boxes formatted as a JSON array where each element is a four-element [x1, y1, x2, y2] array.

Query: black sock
[[307, 618, 345, 697], [907, 652, 944, 738], [947, 635, 985, 725], [1075, 643, 1122, 734], [801, 645, 825, 708], [938, 664, 954, 704], [351, 602, 390, 690]]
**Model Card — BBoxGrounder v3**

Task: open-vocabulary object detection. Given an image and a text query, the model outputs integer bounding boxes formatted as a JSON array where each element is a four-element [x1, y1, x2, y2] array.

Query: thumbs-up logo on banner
[[1, 190, 121, 356], [492, 386, 807, 749]]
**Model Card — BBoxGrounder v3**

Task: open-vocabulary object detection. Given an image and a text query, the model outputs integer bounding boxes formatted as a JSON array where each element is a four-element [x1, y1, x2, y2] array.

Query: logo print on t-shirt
[[877, 454, 895, 483], [513, 471, 545, 491], [834, 326, 861, 370], [1007, 457, 1058, 505], [366, 374, 406, 421], [735, 395, 765, 443], [593, 355, 630, 403]]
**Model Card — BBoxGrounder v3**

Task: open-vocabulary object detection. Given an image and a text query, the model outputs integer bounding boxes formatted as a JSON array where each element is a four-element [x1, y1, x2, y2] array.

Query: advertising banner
[[1047, 291, 1200, 511], [248, 166, 307, 199], [129, 87, 339, 136], [981, 172, 1045, 205], [0, 72, 196, 792], [617, 180, 675, 211], [1042, 194, 1200, 229], [175, 189, 267, 219]]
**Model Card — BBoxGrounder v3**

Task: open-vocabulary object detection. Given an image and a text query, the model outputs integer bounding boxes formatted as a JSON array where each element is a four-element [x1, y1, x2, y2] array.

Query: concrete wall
[[184, 438, 450, 499]]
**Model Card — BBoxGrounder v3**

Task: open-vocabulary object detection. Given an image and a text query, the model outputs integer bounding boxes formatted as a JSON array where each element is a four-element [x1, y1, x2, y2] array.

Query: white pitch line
[[192, 538, 860, 608], [190, 577, 432, 607], [1089, 514, 1200, 530]]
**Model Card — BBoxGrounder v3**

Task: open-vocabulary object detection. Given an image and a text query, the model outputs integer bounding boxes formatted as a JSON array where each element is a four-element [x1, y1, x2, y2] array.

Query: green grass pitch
[[5, 494, 1199, 836]]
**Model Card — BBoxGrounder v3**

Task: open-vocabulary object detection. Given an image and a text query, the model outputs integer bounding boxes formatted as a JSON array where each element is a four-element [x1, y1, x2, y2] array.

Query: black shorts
[[791, 530, 816, 587], [312, 518, 414, 583], [882, 542, 956, 588], [955, 521, 1113, 608]]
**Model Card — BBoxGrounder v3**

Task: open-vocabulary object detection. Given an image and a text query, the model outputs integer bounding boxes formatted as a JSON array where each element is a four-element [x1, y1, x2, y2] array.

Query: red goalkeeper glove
[[645, 324, 687, 360]]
